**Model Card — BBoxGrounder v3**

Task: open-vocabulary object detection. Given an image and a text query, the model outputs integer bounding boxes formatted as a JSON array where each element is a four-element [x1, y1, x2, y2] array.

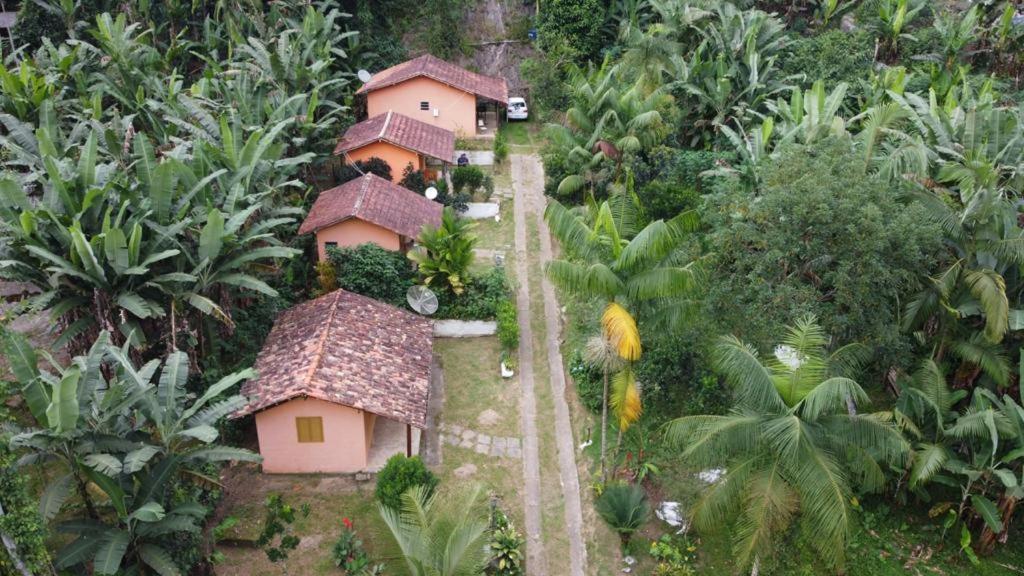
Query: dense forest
[[1, 0, 1024, 574]]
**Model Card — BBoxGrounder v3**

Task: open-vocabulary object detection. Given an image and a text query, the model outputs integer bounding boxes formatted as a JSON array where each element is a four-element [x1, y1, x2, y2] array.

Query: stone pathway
[[530, 153, 588, 576], [438, 423, 523, 459], [511, 153, 547, 576]]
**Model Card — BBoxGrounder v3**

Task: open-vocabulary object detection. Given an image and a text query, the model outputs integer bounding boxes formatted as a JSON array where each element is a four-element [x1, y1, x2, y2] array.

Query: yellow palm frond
[[602, 302, 642, 361], [611, 368, 642, 431]]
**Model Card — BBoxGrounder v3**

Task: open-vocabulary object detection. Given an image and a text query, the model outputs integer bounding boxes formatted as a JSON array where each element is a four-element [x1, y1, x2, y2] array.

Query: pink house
[[357, 54, 508, 138], [232, 289, 434, 474], [298, 173, 443, 261], [334, 110, 455, 181]]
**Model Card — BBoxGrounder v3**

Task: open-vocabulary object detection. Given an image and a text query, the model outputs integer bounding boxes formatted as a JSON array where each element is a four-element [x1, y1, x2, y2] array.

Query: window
[[324, 241, 338, 251], [295, 416, 324, 443], [420, 101, 430, 111]]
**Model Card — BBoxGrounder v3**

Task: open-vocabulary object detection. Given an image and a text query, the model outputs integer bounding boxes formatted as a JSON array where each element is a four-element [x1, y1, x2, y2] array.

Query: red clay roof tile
[[356, 54, 508, 104], [333, 111, 455, 163], [297, 173, 443, 237], [233, 289, 434, 428]]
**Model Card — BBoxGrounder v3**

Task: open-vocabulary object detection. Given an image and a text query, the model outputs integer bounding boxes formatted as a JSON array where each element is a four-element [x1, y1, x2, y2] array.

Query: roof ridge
[[352, 174, 371, 216], [379, 110, 392, 139], [302, 291, 343, 390]]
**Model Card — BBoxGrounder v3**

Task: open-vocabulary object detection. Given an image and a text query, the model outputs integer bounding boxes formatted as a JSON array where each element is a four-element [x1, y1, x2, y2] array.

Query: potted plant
[[501, 351, 517, 378]]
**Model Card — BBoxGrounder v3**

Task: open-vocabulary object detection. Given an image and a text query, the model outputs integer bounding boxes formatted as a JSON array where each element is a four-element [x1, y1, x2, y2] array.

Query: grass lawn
[[214, 339, 525, 575], [503, 120, 540, 147], [215, 471, 394, 575], [433, 335, 526, 531], [472, 198, 514, 252]]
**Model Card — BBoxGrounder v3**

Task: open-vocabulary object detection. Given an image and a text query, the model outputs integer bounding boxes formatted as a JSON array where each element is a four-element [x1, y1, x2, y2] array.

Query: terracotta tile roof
[[356, 54, 508, 105], [234, 289, 434, 428], [298, 173, 443, 237], [333, 111, 456, 163]]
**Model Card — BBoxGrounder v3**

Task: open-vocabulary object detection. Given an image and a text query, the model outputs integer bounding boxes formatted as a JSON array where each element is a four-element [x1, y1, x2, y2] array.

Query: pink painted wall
[[346, 141, 422, 177], [364, 413, 377, 454], [367, 77, 478, 137], [315, 218, 401, 260], [255, 397, 369, 473]]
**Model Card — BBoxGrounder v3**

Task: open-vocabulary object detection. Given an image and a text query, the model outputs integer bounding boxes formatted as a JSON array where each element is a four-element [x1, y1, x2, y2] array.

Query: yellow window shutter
[[296, 416, 324, 443]]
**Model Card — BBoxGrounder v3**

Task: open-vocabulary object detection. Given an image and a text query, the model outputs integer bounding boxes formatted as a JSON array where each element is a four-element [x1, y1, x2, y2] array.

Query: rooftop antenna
[[406, 285, 439, 316], [357, 69, 372, 83]]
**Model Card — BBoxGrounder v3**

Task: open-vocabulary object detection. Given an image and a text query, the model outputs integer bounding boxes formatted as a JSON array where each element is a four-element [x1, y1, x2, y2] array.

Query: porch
[[366, 415, 423, 472], [475, 97, 504, 138]]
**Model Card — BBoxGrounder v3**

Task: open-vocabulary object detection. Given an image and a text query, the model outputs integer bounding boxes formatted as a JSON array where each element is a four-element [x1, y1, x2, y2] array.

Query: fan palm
[[666, 316, 909, 573], [378, 485, 490, 576]]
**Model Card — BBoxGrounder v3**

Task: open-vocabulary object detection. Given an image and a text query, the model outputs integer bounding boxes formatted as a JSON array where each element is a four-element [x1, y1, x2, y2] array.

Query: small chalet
[[298, 173, 443, 260], [357, 54, 508, 137], [233, 289, 434, 474], [334, 110, 455, 181]]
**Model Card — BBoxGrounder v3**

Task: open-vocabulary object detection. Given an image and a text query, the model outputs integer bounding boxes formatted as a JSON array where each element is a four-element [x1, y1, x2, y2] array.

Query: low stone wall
[[433, 320, 497, 337]]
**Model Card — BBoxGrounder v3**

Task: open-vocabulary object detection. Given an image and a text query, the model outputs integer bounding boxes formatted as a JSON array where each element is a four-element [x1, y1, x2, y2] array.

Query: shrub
[[494, 129, 509, 164], [496, 299, 518, 351], [375, 454, 439, 511], [487, 507, 525, 575], [452, 165, 486, 193], [0, 441, 51, 575], [435, 266, 511, 320], [399, 162, 430, 194], [568, 348, 604, 413], [434, 179, 471, 212], [328, 243, 415, 307], [315, 260, 338, 296], [635, 334, 729, 420], [595, 483, 651, 550], [704, 138, 944, 373], [537, 0, 606, 62], [780, 30, 875, 97], [333, 518, 384, 575], [336, 157, 393, 184], [637, 181, 701, 222]]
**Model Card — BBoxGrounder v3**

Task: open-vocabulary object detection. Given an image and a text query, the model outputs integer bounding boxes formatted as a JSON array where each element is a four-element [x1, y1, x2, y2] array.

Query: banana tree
[[3, 330, 261, 574]]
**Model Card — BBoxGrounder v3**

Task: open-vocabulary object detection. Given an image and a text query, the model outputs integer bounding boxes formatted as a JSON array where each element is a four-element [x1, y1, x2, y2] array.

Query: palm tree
[[408, 208, 477, 295], [378, 485, 490, 576], [545, 196, 702, 470], [583, 334, 624, 480], [666, 316, 909, 573]]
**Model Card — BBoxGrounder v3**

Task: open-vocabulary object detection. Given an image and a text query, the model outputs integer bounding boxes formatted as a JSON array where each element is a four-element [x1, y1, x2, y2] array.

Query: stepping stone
[[477, 409, 501, 427], [450, 424, 464, 435], [460, 438, 474, 449], [454, 463, 478, 478], [461, 429, 477, 441], [478, 434, 492, 445], [493, 437, 506, 450], [507, 446, 522, 459], [490, 445, 505, 458], [475, 443, 490, 455], [507, 437, 521, 449]]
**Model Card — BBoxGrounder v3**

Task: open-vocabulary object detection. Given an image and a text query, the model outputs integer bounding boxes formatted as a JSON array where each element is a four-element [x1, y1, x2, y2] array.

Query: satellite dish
[[424, 186, 438, 200], [407, 285, 439, 315], [357, 69, 372, 83]]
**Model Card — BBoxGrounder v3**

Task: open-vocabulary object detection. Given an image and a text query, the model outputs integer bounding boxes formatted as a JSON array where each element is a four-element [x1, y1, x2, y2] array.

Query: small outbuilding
[[298, 172, 443, 260], [357, 54, 508, 137], [233, 289, 434, 474], [334, 110, 455, 181]]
